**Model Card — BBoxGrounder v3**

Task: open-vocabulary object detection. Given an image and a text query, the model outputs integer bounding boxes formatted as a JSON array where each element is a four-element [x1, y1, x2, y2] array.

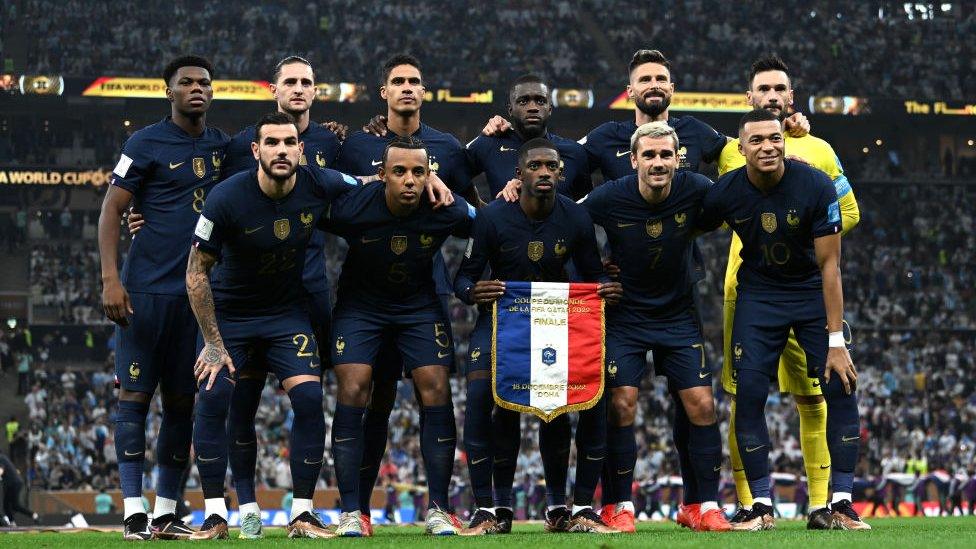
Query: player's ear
[[377, 166, 385, 180], [251, 141, 259, 161], [165, 85, 174, 103], [630, 151, 639, 170], [626, 83, 634, 101], [379, 85, 387, 100], [737, 141, 744, 156], [515, 166, 523, 179]]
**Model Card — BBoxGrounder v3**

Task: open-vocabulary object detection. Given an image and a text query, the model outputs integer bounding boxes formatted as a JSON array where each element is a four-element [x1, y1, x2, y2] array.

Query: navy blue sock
[[359, 388, 395, 514], [688, 422, 722, 503], [539, 414, 570, 506], [822, 374, 860, 495], [573, 398, 607, 507], [492, 408, 521, 507], [607, 424, 636, 504], [464, 378, 494, 508], [156, 397, 193, 501], [670, 385, 699, 504], [227, 377, 264, 505], [194, 374, 235, 499], [288, 381, 325, 500], [332, 403, 366, 513], [733, 369, 772, 499], [114, 399, 149, 499], [422, 404, 456, 509]]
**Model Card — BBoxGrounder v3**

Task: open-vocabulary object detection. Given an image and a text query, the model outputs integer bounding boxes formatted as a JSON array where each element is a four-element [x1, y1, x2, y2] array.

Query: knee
[[161, 392, 194, 419], [682, 392, 717, 425], [196, 379, 235, 418], [288, 381, 324, 421], [610, 391, 637, 426], [337, 376, 371, 407], [417, 377, 450, 407]]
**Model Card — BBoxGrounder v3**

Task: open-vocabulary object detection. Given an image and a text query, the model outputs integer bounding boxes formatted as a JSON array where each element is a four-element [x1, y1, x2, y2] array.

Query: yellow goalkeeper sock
[[728, 398, 753, 507], [798, 400, 830, 508]]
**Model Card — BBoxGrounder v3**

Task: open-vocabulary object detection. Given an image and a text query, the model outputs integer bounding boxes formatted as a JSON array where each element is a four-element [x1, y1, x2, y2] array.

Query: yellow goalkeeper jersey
[[719, 134, 860, 300]]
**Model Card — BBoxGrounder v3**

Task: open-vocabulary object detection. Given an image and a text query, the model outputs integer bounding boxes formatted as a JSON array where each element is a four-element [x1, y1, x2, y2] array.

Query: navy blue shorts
[[216, 311, 322, 384], [605, 310, 708, 390], [464, 315, 492, 374], [115, 292, 197, 395], [308, 290, 332, 370], [330, 306, 454, 375], [729, 293, 827, 381]]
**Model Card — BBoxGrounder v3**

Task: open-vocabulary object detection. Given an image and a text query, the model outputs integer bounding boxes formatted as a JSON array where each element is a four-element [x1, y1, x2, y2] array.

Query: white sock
[[809, 504, 827, 512], [240, 502, 261, 515], [547, 505, 566, 512], [290, 498, 313, 521], [123, 497, 145, 519], [700, 501, 719, 512], [754, 497, 772, 507], [616, 501, 635, 513], [571, 505, 591, 515], [204, 497, 228, 520], [153, 496, 177, 518], [831, 492, 852, 505]]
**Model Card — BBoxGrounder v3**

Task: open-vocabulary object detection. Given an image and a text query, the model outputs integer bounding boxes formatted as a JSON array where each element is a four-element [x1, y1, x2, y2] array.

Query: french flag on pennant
[[492, 281, 605, 421]]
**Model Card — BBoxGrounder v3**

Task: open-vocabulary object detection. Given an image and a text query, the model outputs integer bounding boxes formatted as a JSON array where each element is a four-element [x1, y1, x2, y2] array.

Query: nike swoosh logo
[[585, 455, 605, 461], [245, 226, 262, 234], [169, 161, 185, 169], [699, 371, 711, 379], [335, 437, 355, 443], [361, 236, 381, 244], [820, 464, 831, 469], [124, 450, 143, 457], [235, 439, 256, 446], [500, 244, 519, 252], [471, 457, 488, 465], [310, 363, 319, 369], [734, 217, 753, 224], [615, 150, 630, 157], [841, 436, 860, 442], [713, 466, 721, 472], [616, 222, 636, 228], [198, 456, 220, 462], [616, 469, 633, 475], [745, 445, 766, 453], [437, 350, 451, 359], [437, 437, 456, 443], [371, 160, 382, 166], [812, 381, 821, 387], [500, 146, 515, 152], [304, 457, 324, 465]]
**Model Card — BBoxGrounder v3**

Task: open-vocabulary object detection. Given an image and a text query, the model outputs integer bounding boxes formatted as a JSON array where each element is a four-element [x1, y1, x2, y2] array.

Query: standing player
[[333, 54, 478, 532], [187, 112, 359, 539], [454, 138, 622, 535], [698, 109, 858, 531], [717, 55, 866, 530], [98, 56, 227, 541], [579, 122, 731, 533], [326, 137, 474, 536]]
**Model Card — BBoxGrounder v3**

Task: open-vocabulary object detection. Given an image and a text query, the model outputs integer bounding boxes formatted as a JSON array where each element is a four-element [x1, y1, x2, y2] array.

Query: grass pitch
[[2, 517, 974, 548]]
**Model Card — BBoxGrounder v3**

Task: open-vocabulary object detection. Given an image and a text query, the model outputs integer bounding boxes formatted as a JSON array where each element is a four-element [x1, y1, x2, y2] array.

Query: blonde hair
[[630, 121, 679, 154]]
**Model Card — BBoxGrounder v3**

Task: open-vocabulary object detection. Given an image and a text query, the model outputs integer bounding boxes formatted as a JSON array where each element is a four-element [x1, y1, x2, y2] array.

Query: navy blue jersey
[[335, 124, 474, 195], [191, 166, 359, 316], [579, 116, 726, 180], [466, 130, 591, 200], [220, 122, 342, 294], [700, 160, 841, 297], [582, 172, 711, 320], [111, 117, 229, 295], [454, 196, 608, 305], [326, 184, 475, 315]]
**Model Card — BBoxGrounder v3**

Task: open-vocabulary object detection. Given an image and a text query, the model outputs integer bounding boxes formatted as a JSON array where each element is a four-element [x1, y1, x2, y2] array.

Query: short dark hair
[[272, 55, 314, 83], [628, 49, 671, 75], [737, 108, 780, 132], [163, 55, 213, 86], [518, 137, 559, 165], [382, 136, 428, 166], [254, 112, 298, 141], [749, 54, 790, 87], [379, 54, 422, 86], [508, 73, 547, 103]]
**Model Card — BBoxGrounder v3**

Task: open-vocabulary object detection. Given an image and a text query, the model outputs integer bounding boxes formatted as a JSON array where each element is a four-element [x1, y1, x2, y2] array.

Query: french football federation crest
[[192, 157, 206, 178], [607, 360, 617, 378], [211, 151, 222, 169], [300, 212, 313, 229], [128, 362, 141, 380], [315, 151, 326, 167], [674, 212, 687, 226], [786, 209, 800, 228], [273, 218, 290, 240], [646, 219, 663, 238], [553, 239, 567, 257], [391, 235, 408, 255], [419, 234, 433, 248], [335, 336, 345, 356], [541, 346, 557, 366], [761, 212, 777, 233], [470, 347, 481, 362], [678, 146, 688, 166], [733, 342, 743, 361], [527, 241, 544, 262], [429, 155, 440, 173], [299, 154, 308, 166]]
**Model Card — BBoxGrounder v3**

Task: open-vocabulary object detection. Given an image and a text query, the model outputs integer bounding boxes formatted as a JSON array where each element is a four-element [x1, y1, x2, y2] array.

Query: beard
[[259, 156, 297, 182], [634, 92, 671, 117]]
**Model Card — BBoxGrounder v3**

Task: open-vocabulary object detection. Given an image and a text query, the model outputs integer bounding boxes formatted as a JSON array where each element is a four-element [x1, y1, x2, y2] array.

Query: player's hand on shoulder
[[195, 342, 235, 390], [496, 178, 521, 202], [597, 281, 623, 305], [824, 346, 857, 395], [322, 120, 350, 141], [363, 115, 388, 137], [427, 173, 455, 209], [471, 280, 506, 304], [102, 277, 133, 327], [126, 207, 145, 235], [482, 115, 512, 136], [784, 112, 810, 138]]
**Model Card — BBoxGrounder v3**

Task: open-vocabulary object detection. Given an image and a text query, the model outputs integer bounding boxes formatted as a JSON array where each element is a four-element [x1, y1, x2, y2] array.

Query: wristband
[[828, 331, 845, 348]]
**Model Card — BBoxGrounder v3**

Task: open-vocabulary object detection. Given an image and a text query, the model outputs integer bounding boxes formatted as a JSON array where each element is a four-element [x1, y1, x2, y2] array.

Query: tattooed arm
[[186, 246, 235, 389]]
